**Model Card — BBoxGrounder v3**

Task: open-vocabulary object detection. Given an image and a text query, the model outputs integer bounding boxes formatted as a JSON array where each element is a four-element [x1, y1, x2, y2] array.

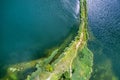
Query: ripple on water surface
[[87, 0, 120, 79]]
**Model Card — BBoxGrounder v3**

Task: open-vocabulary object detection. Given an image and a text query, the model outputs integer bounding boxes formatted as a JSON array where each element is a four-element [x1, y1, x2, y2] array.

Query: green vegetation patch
[[72, 45, 93, 80]]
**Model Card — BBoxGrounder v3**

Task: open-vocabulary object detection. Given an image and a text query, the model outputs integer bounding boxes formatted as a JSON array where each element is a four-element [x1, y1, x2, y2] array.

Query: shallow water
[[0, 0, 80, 77], [87, 0, 120, 79], [1, 0, 120, 79]]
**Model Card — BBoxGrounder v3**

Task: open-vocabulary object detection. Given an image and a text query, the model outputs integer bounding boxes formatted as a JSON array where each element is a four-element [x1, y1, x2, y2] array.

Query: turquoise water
[[0, 0, 80, 77], [1, 0, 120, 79], [87, 0, 120, 79]]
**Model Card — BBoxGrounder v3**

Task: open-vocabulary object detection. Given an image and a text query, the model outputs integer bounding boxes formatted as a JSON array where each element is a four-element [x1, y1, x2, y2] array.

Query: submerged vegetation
[[0, 0, 93, 80]]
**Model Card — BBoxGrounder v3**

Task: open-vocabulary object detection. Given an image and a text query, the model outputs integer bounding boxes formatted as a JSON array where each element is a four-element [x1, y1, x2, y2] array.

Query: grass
[[72, 45, 93, 80], [26, 0, 93, 80], [1, 0, 93, 80]]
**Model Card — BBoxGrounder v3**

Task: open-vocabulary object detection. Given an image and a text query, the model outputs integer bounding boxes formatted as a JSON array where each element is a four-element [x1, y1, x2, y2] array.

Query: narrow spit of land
[[27, 0, 91, 79], [1, 0, 93, 80]]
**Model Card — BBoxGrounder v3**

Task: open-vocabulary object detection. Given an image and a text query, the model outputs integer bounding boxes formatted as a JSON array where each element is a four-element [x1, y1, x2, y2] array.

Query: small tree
[[45, 64, 53, 72]]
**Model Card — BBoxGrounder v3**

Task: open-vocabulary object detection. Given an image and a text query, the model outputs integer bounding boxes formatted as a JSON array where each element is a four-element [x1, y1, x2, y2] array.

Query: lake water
[[1, 0, 120, 79], [87, 0, 120, 79], [0, 0, 80, 77]]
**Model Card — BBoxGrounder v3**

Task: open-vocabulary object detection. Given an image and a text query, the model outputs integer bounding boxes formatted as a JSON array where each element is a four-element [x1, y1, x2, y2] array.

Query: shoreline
[[1, 0, 93, 80], [27, 0, 93, 80]]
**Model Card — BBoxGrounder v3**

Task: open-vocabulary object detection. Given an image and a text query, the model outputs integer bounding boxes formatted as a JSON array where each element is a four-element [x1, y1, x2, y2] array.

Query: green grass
[[1, 0, 94, 80], [72, 45, 93, 80], [26, 0, 93, 80]]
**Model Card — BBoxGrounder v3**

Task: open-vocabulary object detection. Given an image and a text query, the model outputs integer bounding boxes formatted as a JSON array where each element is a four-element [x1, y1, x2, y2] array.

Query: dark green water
[[0, 0, 80, 77], [87, 0, 120, 79]]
